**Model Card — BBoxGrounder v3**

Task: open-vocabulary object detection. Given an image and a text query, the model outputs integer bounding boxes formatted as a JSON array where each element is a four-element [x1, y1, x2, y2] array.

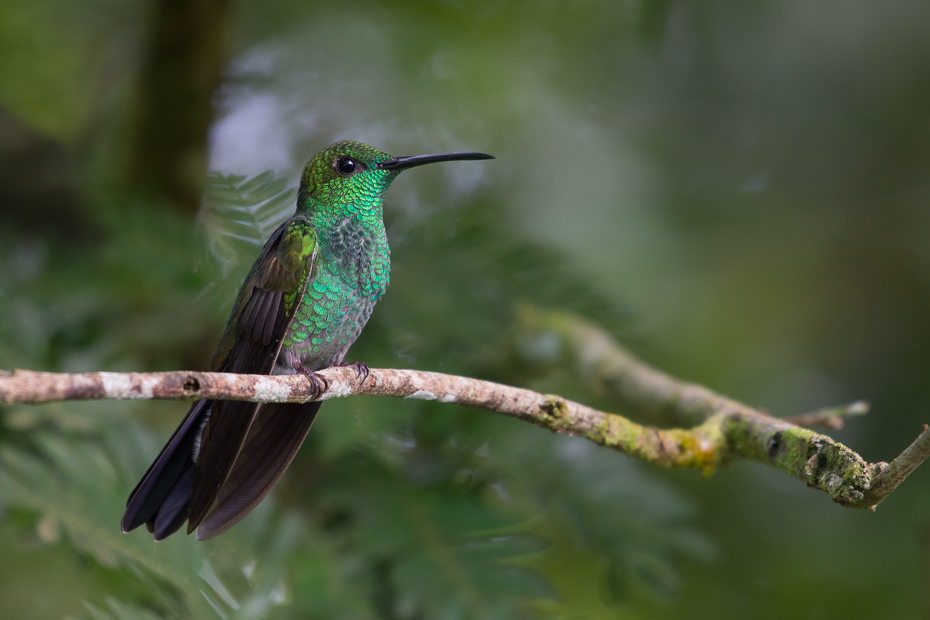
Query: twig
[[861, 424, 930, 506], [786, 401, 870, 430]]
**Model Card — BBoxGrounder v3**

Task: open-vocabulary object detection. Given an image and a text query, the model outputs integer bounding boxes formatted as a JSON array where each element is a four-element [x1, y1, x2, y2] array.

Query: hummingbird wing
[[121, 217, 318, 540], [185, 217, 318, 533]]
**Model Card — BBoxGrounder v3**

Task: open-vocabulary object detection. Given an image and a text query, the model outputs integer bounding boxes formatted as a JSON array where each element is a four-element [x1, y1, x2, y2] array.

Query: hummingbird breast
[[277, 216, 390, 373]]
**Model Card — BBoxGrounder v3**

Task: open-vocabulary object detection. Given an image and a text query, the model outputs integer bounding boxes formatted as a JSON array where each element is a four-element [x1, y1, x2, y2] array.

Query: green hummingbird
[[121, 141, 493, 540]]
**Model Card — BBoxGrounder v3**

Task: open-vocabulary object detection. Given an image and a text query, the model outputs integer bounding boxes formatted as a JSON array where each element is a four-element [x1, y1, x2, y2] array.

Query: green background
[[1, 1, 929, 618]]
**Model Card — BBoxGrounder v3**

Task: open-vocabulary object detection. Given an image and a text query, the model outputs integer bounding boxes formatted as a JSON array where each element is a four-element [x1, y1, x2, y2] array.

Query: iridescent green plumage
[[279, 142, 396, 372], [121, 141, 493, 540]]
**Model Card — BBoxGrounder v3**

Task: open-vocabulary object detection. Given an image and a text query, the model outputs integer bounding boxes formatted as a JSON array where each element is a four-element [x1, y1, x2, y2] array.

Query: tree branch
[[1, 350, 926, 511], [513, 304, 872, 431]]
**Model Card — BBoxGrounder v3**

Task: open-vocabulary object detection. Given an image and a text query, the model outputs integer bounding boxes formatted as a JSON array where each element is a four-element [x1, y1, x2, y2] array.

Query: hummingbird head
[[297, 141, 493, 214]]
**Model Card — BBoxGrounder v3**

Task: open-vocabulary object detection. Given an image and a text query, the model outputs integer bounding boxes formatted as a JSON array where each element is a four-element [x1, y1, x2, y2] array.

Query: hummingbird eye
[[336, 156, 359, 176]]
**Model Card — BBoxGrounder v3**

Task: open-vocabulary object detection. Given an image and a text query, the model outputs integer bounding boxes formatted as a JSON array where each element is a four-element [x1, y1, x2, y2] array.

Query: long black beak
[[378, 151, 494, 171]]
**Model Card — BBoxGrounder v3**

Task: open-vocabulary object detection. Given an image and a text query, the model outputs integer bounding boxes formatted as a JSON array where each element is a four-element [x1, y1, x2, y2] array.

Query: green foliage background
[[2, 1, 930, 618]]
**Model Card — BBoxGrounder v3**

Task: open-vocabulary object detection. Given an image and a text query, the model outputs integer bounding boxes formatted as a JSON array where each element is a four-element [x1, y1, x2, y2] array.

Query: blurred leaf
[[203, 171, 295, 275]]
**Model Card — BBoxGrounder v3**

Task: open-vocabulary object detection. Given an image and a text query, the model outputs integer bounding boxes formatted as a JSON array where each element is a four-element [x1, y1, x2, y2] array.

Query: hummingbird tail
[[121, 399, 210, 540], [195, 400, 322, 540], [122, 399, 321, 541]]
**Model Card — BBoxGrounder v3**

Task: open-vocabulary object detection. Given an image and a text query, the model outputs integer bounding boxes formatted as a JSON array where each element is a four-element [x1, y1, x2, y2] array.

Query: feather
[[196, 401, 322, 540], [121, 400, 210, 533]]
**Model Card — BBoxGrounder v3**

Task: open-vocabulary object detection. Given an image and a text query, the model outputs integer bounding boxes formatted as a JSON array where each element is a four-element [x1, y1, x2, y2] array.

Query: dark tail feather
[[195, 401, 321, 540], [152, 464, 194, 540], [121, 400, 211, 535], [186, 399, 261, 532]]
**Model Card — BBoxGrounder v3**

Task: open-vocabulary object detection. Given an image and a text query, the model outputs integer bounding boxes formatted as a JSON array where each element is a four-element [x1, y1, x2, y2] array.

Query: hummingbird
[[121, 141, 493, 540]]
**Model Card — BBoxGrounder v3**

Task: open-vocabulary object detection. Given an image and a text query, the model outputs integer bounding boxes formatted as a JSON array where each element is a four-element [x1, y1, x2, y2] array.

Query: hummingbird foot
[[336, 361, 370, 383], [293, 361, 329, 399]]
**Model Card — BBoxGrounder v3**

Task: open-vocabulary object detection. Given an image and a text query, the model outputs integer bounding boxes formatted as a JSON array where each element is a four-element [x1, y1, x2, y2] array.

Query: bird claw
[[337, 361, 370, 383], [293, 362, 329, 399]]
